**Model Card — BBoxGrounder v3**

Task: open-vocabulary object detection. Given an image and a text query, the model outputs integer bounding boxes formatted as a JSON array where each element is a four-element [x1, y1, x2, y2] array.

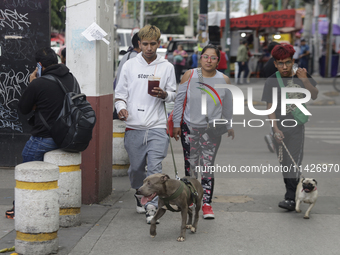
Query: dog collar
[[160, 181, 185, 203]]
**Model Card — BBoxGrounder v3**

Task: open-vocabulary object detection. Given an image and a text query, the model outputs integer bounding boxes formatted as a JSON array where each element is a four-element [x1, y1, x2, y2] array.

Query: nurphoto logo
[[200, 84, 312, 128]]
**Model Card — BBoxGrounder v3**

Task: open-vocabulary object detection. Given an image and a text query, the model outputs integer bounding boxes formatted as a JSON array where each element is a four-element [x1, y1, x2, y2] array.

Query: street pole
[[303, 2, 313, 42], [312, 0, 320, 76], [140, 0, 144, 28], [223, 0, 231, 76], [295, 0, 299, 8], [248, 0, 252, 15], [134, 1, 136, 27], [186, 0, 194, 37], [325, 0, 334, 77], [190, 0, 193, 32], [198, 0, 208, 53]]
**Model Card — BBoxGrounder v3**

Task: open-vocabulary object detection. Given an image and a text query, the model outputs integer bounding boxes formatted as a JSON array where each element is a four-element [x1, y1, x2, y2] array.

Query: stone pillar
[[44, 150, 82, 227], [112, 120, 129, 176], [66, 0, 114, 203], [15, 161, 59, 255]]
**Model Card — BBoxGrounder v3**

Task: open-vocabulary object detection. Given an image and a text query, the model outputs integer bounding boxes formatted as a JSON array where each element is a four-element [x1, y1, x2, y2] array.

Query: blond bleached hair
[[138, 25, 161, 41]]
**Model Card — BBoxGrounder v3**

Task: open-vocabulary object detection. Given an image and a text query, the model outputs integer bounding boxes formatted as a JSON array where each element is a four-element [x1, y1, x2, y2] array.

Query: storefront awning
[[220, 9, 302, 30]]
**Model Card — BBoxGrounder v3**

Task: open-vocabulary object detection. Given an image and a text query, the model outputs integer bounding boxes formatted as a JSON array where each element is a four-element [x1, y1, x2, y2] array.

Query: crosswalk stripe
[[305, 127, 340, 131], [306, 135, 340, 139], [304, 127, 340, 144], [305, 131, 340, 135], [321, 140, 340, 144]]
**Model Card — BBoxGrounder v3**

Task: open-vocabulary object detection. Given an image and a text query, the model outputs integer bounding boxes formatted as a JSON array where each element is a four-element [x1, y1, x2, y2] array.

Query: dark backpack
[[188, 55, 193, 67], [39, 75, 96, 152]]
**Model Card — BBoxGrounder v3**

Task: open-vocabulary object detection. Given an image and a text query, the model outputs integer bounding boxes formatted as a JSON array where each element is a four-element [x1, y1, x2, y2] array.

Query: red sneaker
[[202, 203, 215, 219]]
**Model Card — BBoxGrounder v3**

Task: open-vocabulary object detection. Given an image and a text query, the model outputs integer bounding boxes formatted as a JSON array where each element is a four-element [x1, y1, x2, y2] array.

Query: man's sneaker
[[278, 200, 296, 211], [134, 194, 146, 214], [264, 134, 276, 153], [145, 204, 159, 224], [5, 207, 14, 219], [202, 203, 215, 219]]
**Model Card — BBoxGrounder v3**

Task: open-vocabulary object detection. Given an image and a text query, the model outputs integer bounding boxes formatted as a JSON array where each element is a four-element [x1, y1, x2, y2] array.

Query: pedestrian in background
[[217, 45, 227, 74], [172, 44, 234, 219], [60, 47, 66, 65], [191, 49, 198, 68], [173, 45, 188, 83], [299, 38, 310, 71], [113, 31, 141, 119], [114, 25, 176, 224], [262, 41, 280, 79], [114, 31, 141, 89], [236, 40, 249, 84]]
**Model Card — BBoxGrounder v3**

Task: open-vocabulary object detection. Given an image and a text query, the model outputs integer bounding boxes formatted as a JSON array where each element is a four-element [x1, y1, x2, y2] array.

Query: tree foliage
[[127, 1, 197, 34], [231, 1, 242, 12], [146, 2, 188, 34], [260, 0, 303, 12], [51, 0, 66, 31]]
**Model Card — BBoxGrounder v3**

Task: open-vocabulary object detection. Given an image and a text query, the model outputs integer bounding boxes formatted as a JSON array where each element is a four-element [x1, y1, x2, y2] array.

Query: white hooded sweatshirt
[[115, 53, 176, 130]]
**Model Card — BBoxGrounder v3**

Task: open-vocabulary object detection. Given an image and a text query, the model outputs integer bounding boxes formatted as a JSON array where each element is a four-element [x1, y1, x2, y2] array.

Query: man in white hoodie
[[115, 25, 176, 224]]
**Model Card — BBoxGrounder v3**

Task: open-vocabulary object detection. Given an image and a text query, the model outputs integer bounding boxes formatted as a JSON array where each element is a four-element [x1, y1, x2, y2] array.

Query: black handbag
[[205, 118, 228, 137]]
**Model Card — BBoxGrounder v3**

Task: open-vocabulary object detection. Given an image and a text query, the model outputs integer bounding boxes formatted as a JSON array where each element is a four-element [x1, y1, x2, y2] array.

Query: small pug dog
[[295, 178, 318, 219]]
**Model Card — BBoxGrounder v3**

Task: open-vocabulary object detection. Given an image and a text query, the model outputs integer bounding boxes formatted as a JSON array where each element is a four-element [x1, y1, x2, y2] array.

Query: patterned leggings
[[180, 122, 221, 204]]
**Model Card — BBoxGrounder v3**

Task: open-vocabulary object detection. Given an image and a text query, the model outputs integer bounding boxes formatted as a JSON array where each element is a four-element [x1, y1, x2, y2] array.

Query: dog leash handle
[[164, 103, 180, 180]]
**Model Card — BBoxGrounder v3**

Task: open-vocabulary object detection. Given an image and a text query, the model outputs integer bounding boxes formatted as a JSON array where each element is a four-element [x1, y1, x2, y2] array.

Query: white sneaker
[[145, 204, 159, 224], [134, 194, 146, 214]]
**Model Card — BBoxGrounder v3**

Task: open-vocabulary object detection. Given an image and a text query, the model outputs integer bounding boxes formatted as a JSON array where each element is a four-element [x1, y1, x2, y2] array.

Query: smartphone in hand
[[37, 63, 42, 77]]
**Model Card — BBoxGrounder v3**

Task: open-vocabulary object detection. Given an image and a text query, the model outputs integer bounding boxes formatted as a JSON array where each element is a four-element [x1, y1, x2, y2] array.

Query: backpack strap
[[42, 74, 80, 94], [38, 111, 51, 131], [127, 51, 132, 60], [42, 74, 68, 94], [38, 74, 79, 131]]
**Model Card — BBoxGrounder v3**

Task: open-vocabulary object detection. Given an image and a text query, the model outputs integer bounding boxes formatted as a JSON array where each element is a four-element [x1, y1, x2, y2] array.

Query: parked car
[[117, 29, 132, 61], [157, 48, 167, 58], [165, 39, 198, 73]]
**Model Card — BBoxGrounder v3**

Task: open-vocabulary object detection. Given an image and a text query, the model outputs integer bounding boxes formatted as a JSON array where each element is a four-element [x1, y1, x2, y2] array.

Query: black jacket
[[19, 64, 80, 137]]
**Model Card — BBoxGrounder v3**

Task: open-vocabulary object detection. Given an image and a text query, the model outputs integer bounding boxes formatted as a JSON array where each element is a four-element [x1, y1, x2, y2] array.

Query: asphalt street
[[0, 78, 339, 255]]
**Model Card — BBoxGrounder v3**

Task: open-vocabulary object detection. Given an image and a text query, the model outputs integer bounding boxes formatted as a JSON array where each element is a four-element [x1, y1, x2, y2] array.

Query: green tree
[[231, 1, 242, 12], [51, 0, 66, 31], [127, 1, 195, 34], [260, 0, 303, 12], [146, 2, 188, 34]]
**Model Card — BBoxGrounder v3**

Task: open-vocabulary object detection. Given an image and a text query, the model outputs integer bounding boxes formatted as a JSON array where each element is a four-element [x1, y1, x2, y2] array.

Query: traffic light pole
[[198, 0, 208, 53], [223, 0, 231, 76]]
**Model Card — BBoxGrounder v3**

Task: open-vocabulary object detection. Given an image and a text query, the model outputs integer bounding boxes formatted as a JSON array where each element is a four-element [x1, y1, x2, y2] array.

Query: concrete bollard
[[15, 161, 59, 255], [112, 119, 130, 176], [44, 149, 82, 228]]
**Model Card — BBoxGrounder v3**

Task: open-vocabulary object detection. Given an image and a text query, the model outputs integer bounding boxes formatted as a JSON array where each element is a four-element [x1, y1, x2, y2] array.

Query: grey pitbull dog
[[138, 173, 203, 242]]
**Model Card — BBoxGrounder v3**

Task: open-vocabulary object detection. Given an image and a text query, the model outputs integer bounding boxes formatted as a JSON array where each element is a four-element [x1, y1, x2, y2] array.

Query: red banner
[[221, 9, 296, 29]]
